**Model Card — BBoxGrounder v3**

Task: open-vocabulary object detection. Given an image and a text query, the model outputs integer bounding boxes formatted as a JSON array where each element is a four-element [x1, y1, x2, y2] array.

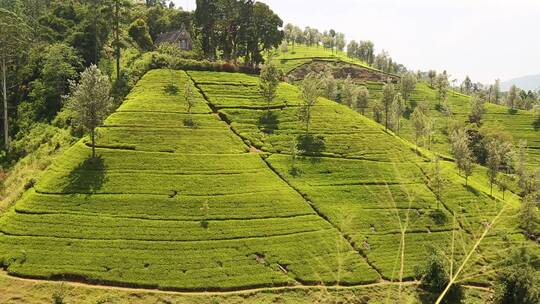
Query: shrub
[[296, 134, 326, 155], [417, 247, 464, 304]]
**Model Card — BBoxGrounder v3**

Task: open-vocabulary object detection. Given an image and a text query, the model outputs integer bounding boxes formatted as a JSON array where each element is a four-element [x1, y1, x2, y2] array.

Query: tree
[[0, 8, 30, 150], [428, 157, 447, 209], [435, 72, 449, 106], [372, 101, 384, 123], [320, 70, 338, 100], [519, 194, 539, 236], [494, 246, 540, 304], [194, 0, 219, 59], [496, 173, 512, 199], [485, 136, 513, 196], [507, 85, 519, 111], [382, 81, 395, 131], [258, 61, 281, 112], [347, 40, 358, 58], [450, 128, 474, 186], [428, 70, 437, 87], [335, 32, 346, 52], [392, 92, 406, 135], [469, 95, 485, 125], [356, 86, 369, 115], [411, 105, 429, 151], [400, 73, 417, 101], [340, 75, 357, 107], [418, 247, 464, 304], [65, 65, 113, 159], [184, 81, 196, 126], [358, 40, 374, 65], [299, 72, 321, 134], [128, 18, 153, 51], [462, 76, 472, 94], [493, 79, 501, 104]]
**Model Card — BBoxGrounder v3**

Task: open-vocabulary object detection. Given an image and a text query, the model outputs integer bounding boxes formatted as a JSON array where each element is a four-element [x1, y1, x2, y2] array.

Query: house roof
[[155, 26, 191, 45]]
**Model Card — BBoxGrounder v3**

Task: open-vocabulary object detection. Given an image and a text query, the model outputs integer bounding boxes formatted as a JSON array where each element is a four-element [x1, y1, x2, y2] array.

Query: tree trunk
[[384, 106, 388, 131], [115, 0, 120, 81], [91, 128, 96, 159], [2, 55, 8, 151]]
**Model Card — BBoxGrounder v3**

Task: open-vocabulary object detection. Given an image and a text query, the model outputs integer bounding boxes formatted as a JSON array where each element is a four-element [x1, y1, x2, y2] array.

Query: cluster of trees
[[281, 23, 405, 74], [194, 0, 283, 66], [283, 24, 346, 54], [1, 0, 194, 159], [458, 76, 539, 111]]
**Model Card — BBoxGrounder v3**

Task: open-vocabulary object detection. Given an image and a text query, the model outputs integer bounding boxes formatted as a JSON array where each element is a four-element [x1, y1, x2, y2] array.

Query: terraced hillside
[[189, 71, 533, 282], [274, 44, 540, 168], [0, 70, 379, 290], [0, 69, 536, 294]]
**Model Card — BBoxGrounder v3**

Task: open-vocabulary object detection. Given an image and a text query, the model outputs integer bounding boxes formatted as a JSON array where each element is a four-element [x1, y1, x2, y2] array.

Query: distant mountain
[[501, 74, 540, 91]]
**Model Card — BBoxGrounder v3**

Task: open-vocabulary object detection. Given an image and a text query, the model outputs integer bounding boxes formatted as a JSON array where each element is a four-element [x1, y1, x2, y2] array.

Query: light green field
[[0, 69, 536, 301]]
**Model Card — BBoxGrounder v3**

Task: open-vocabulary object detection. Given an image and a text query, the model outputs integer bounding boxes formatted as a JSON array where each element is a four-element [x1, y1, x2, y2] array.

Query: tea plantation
[[0, 69, 537, 294]]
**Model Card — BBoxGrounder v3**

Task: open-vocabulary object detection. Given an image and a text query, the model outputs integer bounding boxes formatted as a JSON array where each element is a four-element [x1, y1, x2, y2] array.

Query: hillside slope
[[0, 70, 378, 291], [0, 69, 536, 294], [274, 44, 540, 168]]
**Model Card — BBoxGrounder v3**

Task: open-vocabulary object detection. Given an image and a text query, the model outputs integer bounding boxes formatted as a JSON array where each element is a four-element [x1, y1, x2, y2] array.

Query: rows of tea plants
[[189, 71, 530, 283], [0, 69, 380, 290]]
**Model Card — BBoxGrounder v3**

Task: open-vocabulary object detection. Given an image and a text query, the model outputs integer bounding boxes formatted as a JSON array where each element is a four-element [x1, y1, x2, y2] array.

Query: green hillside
[[274, 44, 540, 168], [363, 82, 540, 168], [0, 69, 536, 298], [274, 44, 371, 73]]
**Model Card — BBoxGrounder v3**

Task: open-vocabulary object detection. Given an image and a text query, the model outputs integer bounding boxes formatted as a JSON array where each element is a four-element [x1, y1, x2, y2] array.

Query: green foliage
[[299, 72, 321, 134], [494, 246, 540, 304], [128, 18, 153, 51], [450, 127, 474, 185], [258, 61, 281, 111], [296, 134, 325, 155], [417, 248, 464, 304], [65, 65, 113, 158], [194, 0, 283, 65], [400, 73, 417, 101], [469, 95, 485, 125]]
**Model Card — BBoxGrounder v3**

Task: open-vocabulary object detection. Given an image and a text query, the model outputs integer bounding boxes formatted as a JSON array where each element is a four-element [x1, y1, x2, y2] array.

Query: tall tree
[[0, 8, 30, 150], [450, 128, 474, 185], [469, 95, 485, 125], [340, 75, 357, 107], [485, 136, 513, 196], [400, 73, 417, 101], [411, 104, 429, 151], [462, 76, 472, 94], [435, 72, 449, 106], [392, 92, 406, 135], [493, 79, 501, 104], [356, 86, 369, 115], [428, 157, 447, 209], [299, 72, 320, 134], [507, 85, 519, 111], [65, 65, 113, 159], [382, 81, 395, 131], [428, 70, 436, 87], [258, 60, 281, 113], [194, 0, 219, 59]]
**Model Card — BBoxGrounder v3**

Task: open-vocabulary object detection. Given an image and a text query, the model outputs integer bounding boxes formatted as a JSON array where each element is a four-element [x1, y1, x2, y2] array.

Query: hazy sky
[[173, 0, 540, 84]]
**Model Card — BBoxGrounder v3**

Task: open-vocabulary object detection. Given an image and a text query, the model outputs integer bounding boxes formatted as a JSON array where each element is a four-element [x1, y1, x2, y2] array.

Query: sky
[[172, 0, 540, 84]]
